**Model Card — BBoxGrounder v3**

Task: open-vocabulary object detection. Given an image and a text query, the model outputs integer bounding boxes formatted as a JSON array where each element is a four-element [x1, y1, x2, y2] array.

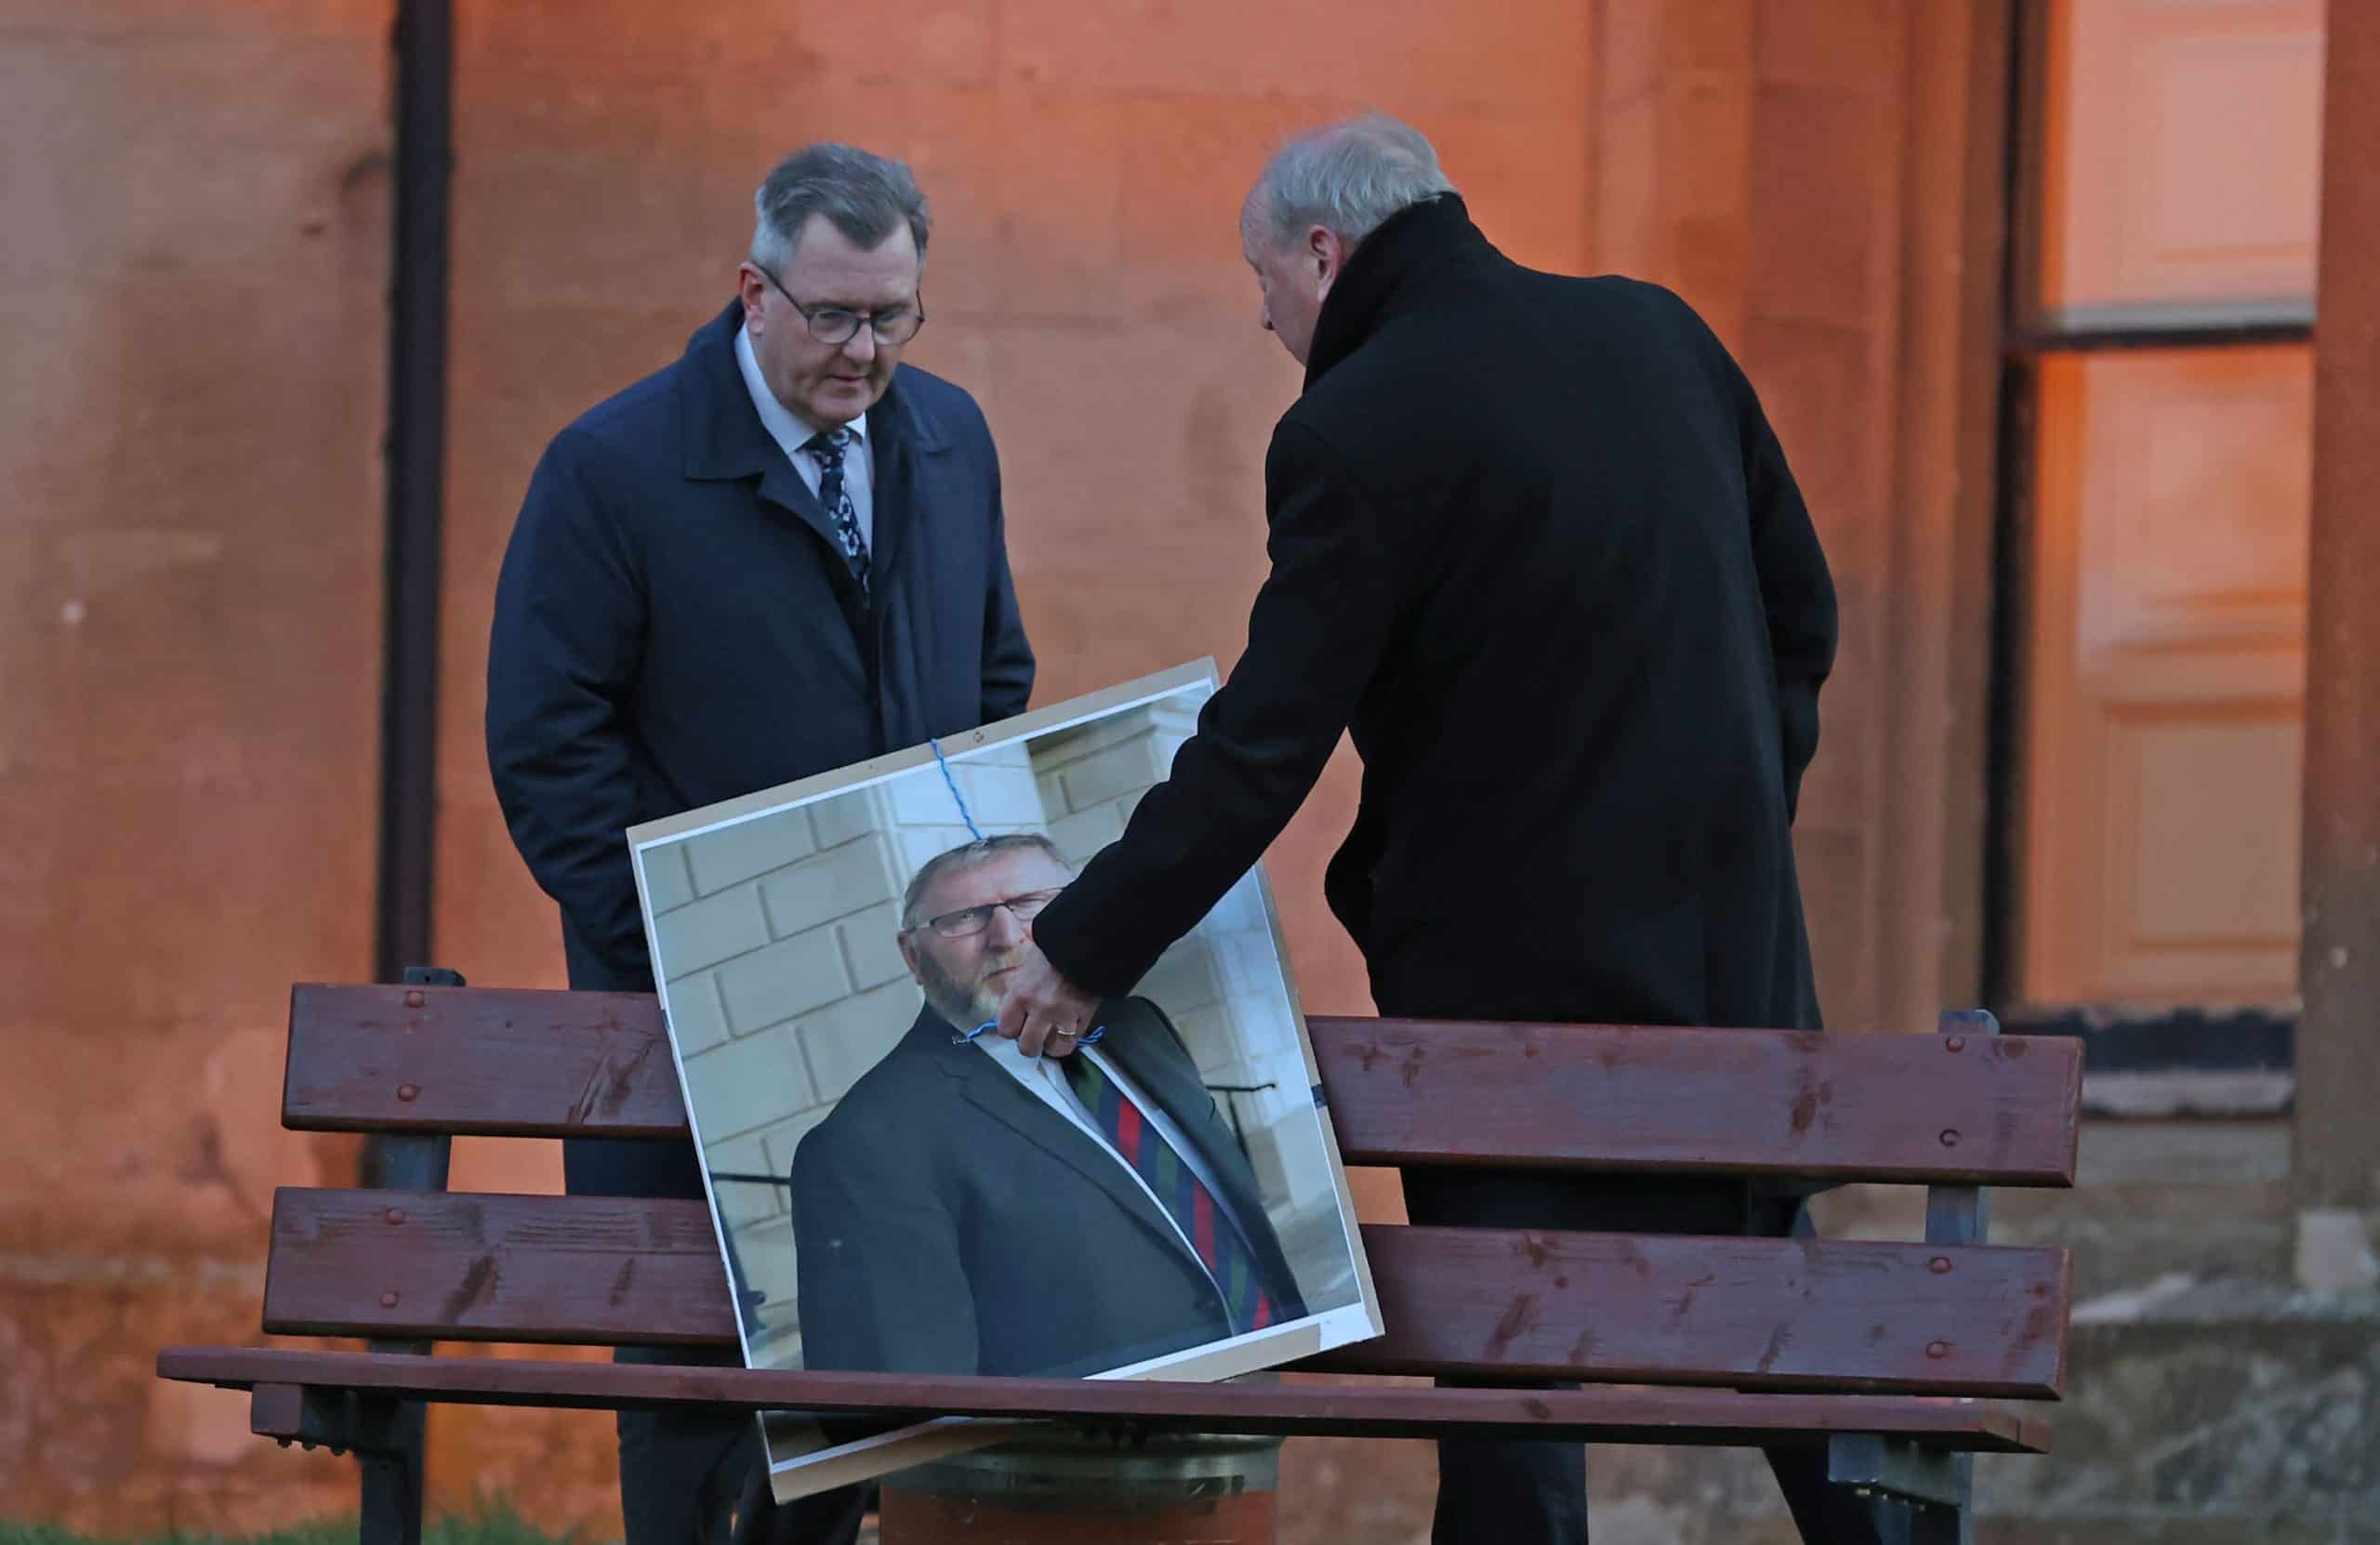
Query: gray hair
[[1243, 112, 1458, 254], [900, 833, 1072, 929], [750, 142, 932, 271]]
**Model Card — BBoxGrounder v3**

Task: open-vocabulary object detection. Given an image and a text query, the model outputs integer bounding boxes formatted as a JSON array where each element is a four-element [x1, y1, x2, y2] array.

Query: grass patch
[[0, 1502, 597, 1545]]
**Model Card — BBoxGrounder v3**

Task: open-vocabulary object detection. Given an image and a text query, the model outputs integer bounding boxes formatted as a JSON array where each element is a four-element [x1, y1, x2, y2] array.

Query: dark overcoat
[[1033, 194, 1835, 1033], [486, 300, 1034, 1197]]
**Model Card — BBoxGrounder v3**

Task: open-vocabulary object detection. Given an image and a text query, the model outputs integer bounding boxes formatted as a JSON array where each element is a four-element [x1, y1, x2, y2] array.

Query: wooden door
[[2015, 0, 2321, 1007], [2018, 348, 2309, 1004]]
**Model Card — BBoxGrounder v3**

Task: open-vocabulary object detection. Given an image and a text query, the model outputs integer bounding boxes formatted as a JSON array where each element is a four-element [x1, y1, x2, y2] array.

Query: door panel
[[2017, 348, 2308, 1005], [2041, 0, 2323, 321]]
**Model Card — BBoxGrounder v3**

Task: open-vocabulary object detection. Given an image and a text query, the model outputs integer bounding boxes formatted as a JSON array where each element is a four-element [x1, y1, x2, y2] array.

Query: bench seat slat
[[261, 1190, 2068, 1398], [284, 986, 2080, 1185], [158, 1347, 2052, 1453], [263, 1188, 732, 1347], [1319, 1225, 2067, 1397]]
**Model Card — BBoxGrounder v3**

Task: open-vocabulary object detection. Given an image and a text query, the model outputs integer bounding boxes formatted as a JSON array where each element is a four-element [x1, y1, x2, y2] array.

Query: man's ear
[[1309, 225, 1347, 304], [736, 263, 770, 331], [895, 930, 923, 982]]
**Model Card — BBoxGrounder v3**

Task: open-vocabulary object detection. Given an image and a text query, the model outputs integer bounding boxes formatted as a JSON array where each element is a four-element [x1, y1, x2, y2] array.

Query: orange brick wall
[[422, 0, 1597, 1528], [0, 0, 391, 1529], [1596, 0, 2007, 1050], [0, 0, 2001, 1536], [432, 0, 1601, 1022]]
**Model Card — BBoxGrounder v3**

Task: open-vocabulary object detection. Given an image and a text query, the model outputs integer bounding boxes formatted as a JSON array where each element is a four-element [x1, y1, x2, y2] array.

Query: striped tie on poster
[[1064, 1052, 1276, 1335]]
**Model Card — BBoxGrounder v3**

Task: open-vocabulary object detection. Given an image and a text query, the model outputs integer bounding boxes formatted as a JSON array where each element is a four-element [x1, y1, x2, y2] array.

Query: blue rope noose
[[927, 735, 985, 842], [928, 734, 1103, 1050]]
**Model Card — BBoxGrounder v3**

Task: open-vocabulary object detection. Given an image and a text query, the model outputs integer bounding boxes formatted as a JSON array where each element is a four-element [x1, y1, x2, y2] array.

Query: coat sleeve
[[1031, 423, 1399, 997], [1676, 292, 1835, 823], [484, 428, 654, 987], [977, 437, 1036, 724], [1661, 285, 1837, 821], [1739, 387, 1837, 822], [790, 1122, 979, 1375]]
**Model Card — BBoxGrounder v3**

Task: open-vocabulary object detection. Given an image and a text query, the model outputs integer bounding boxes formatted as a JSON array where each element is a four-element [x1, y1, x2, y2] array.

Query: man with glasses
[[788, 833, 1306, 1380], [486, 142, 1032, 1545]]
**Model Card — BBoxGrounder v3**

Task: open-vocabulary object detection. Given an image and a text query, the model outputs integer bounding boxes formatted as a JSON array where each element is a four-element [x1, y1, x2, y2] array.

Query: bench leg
[[1833, 1490, 1970, 1545], [357, 1399, 427, 1545], [1822, 1436, 1972, 1545], [249, 1384, 426, 1545], [1908, 1455, 1975, 1545], [355, 979, 453, 1545]]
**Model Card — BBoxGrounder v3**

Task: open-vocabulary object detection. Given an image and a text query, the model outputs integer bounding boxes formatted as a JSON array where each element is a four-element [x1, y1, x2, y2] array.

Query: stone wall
[[0, 0, 392, 1529]]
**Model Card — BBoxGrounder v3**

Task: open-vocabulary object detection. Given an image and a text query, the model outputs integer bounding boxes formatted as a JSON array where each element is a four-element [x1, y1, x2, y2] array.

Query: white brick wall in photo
[[642, 749, 1053, 1322]]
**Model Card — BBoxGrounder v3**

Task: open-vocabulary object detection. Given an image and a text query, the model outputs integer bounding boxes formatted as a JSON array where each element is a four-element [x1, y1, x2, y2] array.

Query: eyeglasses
[[753, 262, 926, 346], [908, 888, 1064, 939]]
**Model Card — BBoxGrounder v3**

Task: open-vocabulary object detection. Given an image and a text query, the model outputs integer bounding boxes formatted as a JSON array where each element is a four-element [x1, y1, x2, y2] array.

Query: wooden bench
[[156, 978, 2079, 1544]]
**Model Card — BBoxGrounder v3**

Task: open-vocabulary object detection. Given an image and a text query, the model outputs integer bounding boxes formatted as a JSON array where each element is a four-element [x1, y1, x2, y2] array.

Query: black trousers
[[1399, 1169, 1887, 1545], [560, 913, 868, 1545], [572, 1137, 867, 1545]]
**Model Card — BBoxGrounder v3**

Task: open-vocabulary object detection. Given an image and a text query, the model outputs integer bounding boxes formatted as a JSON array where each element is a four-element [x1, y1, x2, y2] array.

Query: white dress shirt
[[734, 323, 874, 549]]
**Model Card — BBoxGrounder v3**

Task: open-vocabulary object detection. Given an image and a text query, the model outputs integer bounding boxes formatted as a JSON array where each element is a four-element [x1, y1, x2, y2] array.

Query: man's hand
[[995, 942, 1101, 1059]]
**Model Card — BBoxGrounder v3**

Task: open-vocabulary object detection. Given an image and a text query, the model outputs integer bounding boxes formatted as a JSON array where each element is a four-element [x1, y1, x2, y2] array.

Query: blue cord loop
[[927, 733, 1090, 1049], [927, 736, 985, 842]]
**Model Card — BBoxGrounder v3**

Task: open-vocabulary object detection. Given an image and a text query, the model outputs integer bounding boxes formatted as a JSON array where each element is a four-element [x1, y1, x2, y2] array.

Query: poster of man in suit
[[792, 832, 1309, 1380], [626, 663, 1378, 1500]]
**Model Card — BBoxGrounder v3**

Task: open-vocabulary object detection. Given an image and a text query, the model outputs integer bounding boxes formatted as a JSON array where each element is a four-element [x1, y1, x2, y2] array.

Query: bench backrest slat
[[260, 1189, 2068, 1398], [286, 984, 687, 1139], [284, 986, 2080, 1185], [1317, 1017, 2075, 1182]]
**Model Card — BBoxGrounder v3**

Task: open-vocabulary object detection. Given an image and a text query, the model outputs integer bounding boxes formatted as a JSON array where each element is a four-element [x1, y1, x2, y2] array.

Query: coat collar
[[1302, 192, 1497, 391], [677, 298, 945, 579]]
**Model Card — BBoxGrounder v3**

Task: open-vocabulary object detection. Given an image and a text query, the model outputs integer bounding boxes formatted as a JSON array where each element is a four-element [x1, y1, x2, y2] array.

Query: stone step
[[1976, 1284, 2380, 1539], [1277, 1120, 2360, 1544], [1992, 1181, 2293, 1299], [1276, 1288, 2378, 1545]]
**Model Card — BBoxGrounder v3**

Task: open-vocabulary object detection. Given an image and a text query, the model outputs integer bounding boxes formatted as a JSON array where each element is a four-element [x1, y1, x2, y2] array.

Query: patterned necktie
[[802, 428, 870, 594], [1063, 1053, 1278, 1336]]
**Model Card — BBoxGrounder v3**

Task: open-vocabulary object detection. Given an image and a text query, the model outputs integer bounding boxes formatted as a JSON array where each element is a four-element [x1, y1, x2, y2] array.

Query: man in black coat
[[998, 116, 1853, 1542], [486, 143, 1032, 1545], [790, 835, 1305, 1380]]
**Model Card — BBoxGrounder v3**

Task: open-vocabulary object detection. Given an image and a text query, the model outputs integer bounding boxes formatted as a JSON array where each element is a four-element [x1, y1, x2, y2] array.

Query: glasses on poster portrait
[[907, 887, 1066, 940], [752, 261, 927, 346]]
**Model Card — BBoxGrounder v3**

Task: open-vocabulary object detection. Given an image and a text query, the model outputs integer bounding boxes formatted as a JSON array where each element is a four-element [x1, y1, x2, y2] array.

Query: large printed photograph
[[627, 662, 1380, 1498]]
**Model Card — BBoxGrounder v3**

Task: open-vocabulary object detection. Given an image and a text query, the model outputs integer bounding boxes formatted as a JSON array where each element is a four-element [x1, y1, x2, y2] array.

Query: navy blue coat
[[487, 301, 1033, 1194]]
